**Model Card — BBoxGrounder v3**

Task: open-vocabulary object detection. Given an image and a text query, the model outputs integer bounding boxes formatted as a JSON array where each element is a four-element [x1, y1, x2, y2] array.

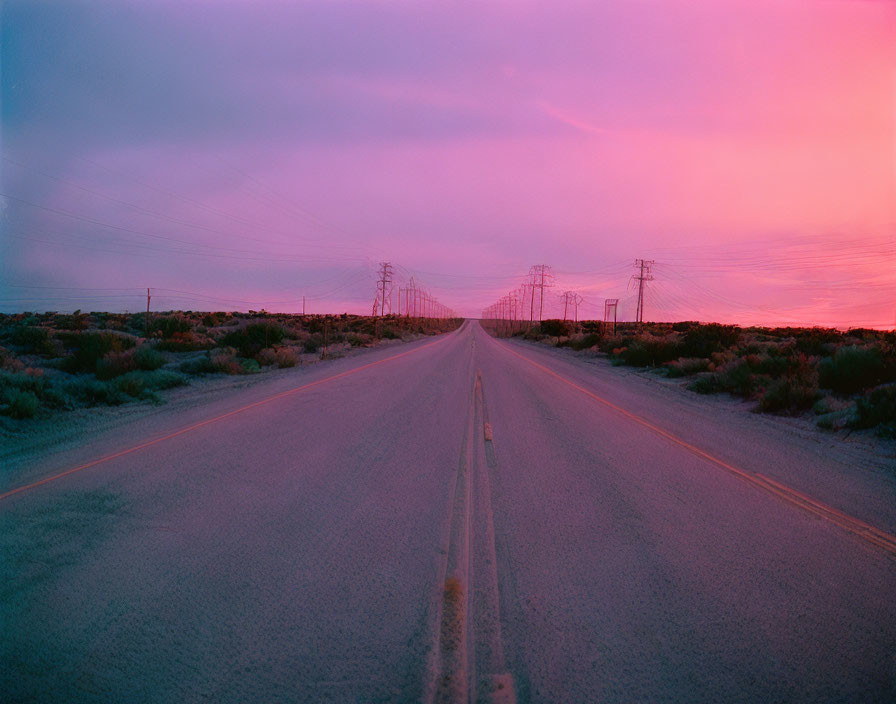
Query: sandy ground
[[3, 321, 895, 702]]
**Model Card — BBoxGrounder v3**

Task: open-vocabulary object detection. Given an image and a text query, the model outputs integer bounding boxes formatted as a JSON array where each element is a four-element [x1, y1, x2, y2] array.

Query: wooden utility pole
[[145, 288, 151, 337], [302, 295, 305, 315]]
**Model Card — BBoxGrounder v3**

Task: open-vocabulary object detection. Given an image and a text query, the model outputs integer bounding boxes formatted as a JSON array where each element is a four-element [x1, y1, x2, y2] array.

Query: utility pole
[[302, 295, 305, 315], [408, 277, 417, 317], [145, 287, 151, 337], [529, 282, 535, 324], [562, 291, 571, 321], [632, 259, 654, 324], [372, 262, 394, 316]]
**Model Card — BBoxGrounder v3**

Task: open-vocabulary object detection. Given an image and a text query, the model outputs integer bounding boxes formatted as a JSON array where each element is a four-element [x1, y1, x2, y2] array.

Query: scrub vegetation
[[0, 311, 462, 421], [508, 320, 896, 438]]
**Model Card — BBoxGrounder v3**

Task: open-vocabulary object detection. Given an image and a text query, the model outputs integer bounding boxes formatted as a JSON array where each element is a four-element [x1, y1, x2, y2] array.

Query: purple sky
[[2, 0, 894, 325]]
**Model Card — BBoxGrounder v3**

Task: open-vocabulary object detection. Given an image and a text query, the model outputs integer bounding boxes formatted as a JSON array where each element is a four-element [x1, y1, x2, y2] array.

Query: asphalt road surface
[[3, 320, 896, 703]]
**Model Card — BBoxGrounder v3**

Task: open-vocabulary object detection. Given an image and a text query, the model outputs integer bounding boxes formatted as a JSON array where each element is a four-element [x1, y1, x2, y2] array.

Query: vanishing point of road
[[3, 321, 895, 702]]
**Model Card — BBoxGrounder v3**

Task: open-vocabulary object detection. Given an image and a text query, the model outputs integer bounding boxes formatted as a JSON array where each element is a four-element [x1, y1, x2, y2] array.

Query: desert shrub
[[793, 328, 841, 357], [221, 322, 286, 356], [680, 324, 741, 358], [255, 347, 278, 366], [135, 345, 166, 371], [818, 346, 888, 394], [54, 310, 88, 331], [152, 315, 192, 338], [239, 358, 260, 374], [851, 384, 896, 437], [95, 348, 138, 380], [274, 347, 298, 367], [665, 357, 710, 378], [64, 378, 127, 406], [154, 332, 214, 352], [757, 377, 819, 414], [303, 336, 321, 353], [256, 346, 298, 368], [715, 358, 757, 396], [117, 369, 187, 393], [58, 332, 136, 374], [179, 348, 244, 375], [129, 312, 148, 331], [179, 356, 215, 375], [0, 346, 25, 372], [747, 351, 791, 377], [598, 334, 627, 354], [540, 319, 571, 337], [0, 370, 70, 412], [814, 397, 836, 415], [0, 370, 44, 394], [688, 373, 719, 394], [61, 370, 183, 406], [380, 325, 399, 340], [567, 333, 601, 351], [1, 388, 40, 418], [112, 373, 146, 398], [345, 333, 370, 347], [617, 335, 682, 367], [11, 326, 56, 355], [202, 313, 222, 327], [739, 341, 764, 355]]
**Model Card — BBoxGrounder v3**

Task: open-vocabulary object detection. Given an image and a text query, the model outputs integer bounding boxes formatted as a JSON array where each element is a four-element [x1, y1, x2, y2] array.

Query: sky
[[1, 0, 894, 326]]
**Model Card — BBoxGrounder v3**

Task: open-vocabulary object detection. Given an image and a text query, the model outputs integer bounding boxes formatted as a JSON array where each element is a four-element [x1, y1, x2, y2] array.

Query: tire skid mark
[[0, 335, 451, 502], [499, 340, 896, 559]]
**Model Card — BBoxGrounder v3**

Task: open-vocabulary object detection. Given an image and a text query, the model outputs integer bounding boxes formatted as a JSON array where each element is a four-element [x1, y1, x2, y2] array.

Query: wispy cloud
[[538, 101, 612, 136]]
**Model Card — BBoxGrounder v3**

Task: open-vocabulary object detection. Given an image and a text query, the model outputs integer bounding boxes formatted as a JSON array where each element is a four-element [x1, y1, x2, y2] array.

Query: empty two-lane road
[[3, 321, 895, 703]]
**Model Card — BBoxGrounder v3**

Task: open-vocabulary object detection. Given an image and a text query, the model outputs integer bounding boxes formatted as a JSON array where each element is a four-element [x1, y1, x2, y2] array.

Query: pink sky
[[2, 0, 894, 326]]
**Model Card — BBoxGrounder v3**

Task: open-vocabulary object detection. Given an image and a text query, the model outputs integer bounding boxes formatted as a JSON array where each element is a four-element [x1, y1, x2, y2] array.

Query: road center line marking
[[0, 335, 451, 502], [500, 341, 896, 557]]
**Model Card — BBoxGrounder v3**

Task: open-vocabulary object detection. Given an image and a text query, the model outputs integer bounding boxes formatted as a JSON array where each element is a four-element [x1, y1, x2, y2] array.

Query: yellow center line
[[1, 335, 450, 502], [500, 341, 896, 557]]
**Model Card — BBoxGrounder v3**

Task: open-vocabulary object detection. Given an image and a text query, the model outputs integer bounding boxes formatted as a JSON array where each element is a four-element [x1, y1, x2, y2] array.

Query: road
[[3, 320, 896, 703]]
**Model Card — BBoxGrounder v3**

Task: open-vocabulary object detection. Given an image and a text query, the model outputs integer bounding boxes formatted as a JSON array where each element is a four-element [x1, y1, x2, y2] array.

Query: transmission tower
[[632, 259, 654, 324], [604, 298, 619, 334], [372, 262, 394, 316], [528, 264, 553, 322]]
